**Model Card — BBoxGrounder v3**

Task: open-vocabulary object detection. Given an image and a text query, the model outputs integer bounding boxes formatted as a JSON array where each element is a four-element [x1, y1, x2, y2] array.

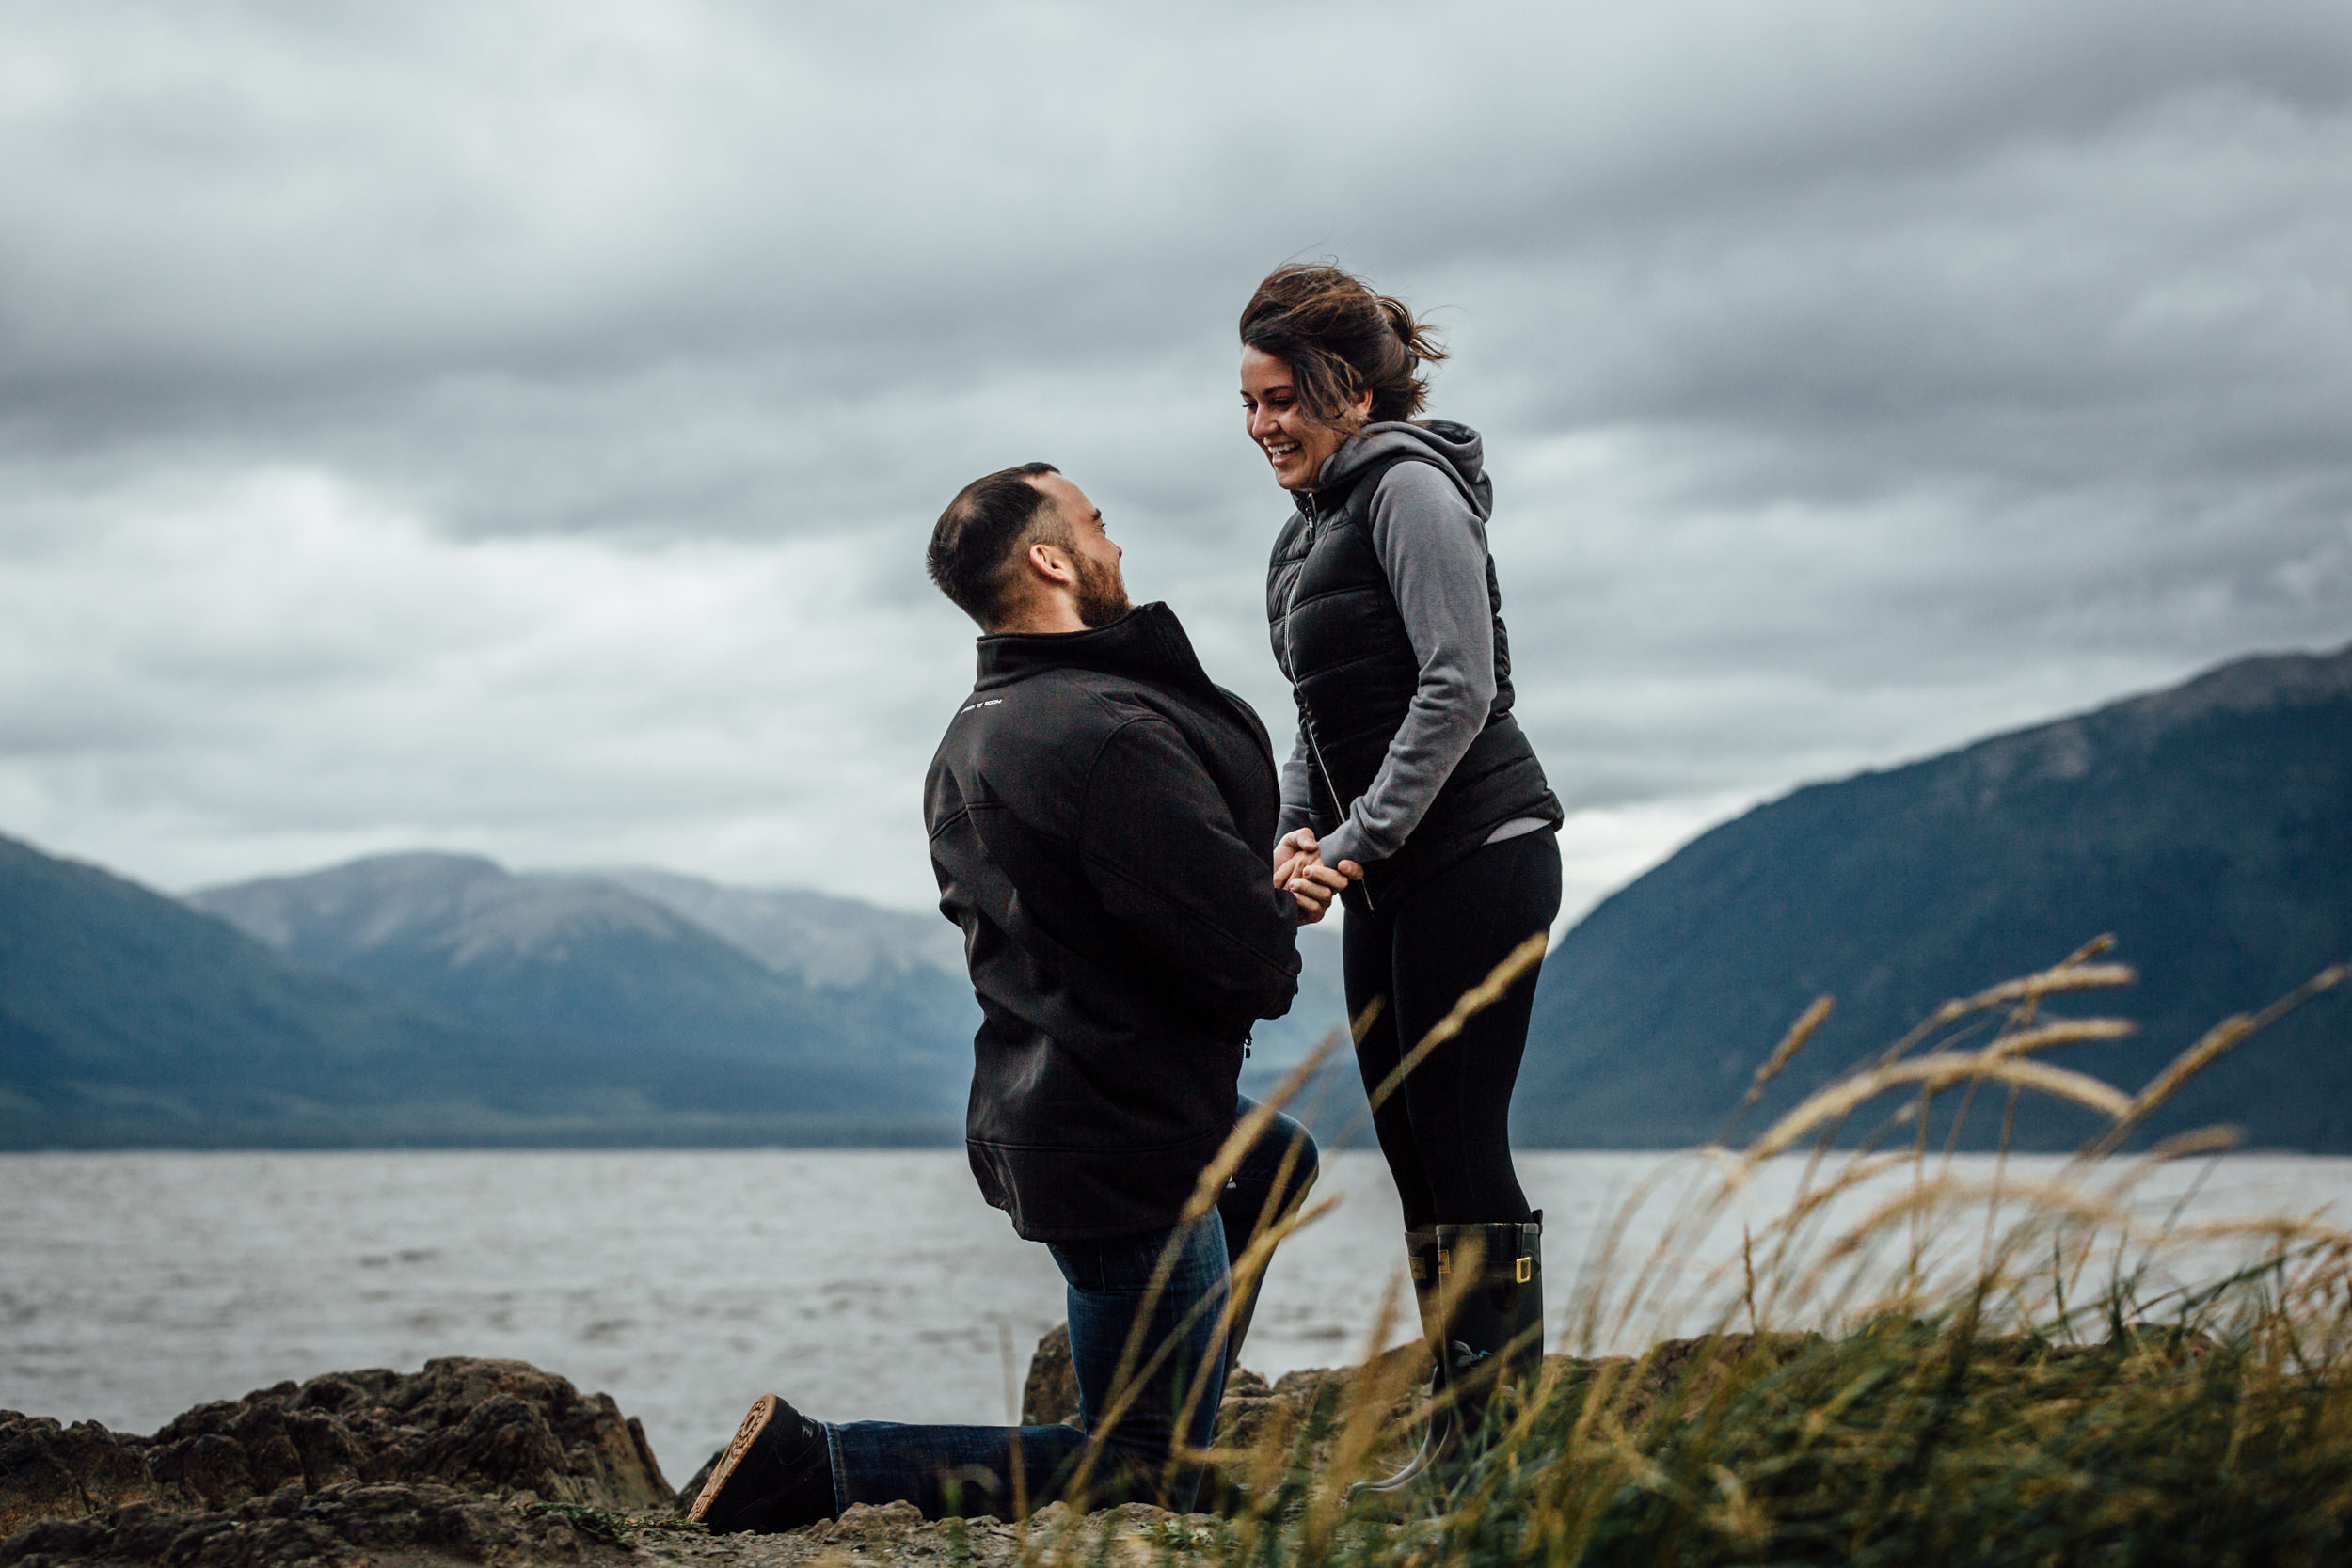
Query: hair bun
[[1240, 264, 1448, 425]]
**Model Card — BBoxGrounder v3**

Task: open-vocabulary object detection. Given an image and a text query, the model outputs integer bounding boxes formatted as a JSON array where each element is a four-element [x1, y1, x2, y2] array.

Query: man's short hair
[[929, 462, 1062, 627]]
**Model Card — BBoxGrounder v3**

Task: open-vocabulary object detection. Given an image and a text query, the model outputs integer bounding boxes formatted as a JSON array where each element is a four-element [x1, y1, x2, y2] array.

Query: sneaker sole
[[689, 1393, 777, 1524]]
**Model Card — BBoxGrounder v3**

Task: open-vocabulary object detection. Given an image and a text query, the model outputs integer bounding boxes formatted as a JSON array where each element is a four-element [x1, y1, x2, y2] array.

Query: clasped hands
[[1273, 828, 1361, 925]]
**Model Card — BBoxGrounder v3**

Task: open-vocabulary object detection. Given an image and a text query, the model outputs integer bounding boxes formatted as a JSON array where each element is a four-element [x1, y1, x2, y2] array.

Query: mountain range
[[1518, 641, 2352, 1150], [0, 833, 1353, 1148], [1, 847, 981, 1147], [1, 640, 2343, 1150]]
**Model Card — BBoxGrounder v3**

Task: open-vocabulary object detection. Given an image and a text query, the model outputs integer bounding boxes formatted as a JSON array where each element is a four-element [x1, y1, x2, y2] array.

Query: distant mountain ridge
[[191, 853, 878, 1048], [1518, 641, 2352, 1150], [584, 867, 965, 990], [189, 851, 1359, 1141], [184, 853, 978, 1138], [1900, 641, 2352, 808]]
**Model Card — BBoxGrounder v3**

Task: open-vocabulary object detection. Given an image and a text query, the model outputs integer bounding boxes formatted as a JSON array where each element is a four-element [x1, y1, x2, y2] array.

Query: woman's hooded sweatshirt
[[1265, 420, 1562, 907]]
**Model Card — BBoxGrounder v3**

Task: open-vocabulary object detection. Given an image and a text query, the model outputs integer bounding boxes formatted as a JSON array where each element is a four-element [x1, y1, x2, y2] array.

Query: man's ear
[[1022, 537, 1077, 588]]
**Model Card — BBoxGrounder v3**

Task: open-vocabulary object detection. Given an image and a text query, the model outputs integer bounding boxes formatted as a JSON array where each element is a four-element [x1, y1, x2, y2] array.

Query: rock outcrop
[[2, 1481, 628, 1568], [1, 1358, 670, 1546]]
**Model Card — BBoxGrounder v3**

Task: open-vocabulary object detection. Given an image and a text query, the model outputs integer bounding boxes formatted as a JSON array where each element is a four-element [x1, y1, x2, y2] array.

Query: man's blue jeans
[[826, 1098, 1318, 1518]]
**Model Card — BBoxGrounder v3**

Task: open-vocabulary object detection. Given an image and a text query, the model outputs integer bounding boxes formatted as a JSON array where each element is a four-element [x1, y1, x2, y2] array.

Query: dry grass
[[1030, 939, 2352, 1565]]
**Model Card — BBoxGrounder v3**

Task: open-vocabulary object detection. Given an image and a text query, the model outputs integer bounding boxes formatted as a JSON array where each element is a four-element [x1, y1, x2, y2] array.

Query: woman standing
[[1243, 265, 1564, 1490]]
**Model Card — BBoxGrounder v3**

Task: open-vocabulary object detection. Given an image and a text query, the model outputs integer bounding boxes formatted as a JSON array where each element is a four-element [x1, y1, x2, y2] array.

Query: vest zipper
[[1282, 487, 1375, 913], [1299, 713, 1372, 911]]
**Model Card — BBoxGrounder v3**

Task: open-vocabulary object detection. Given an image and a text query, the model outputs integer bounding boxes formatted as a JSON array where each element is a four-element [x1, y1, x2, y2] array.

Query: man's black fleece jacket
[[925, 602, 1303, 1242]]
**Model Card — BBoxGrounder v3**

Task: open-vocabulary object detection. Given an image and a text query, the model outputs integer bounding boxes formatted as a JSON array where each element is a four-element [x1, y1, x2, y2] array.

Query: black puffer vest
[[1267, 447, 1560, 907]]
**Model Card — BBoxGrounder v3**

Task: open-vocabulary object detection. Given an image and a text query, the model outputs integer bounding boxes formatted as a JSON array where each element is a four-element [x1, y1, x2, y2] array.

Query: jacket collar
[[974, 601, 1217, 696]]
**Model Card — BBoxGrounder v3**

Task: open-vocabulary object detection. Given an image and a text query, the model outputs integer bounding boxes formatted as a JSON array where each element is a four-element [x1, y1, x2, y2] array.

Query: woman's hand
[[1286, 859, 1352, 924]]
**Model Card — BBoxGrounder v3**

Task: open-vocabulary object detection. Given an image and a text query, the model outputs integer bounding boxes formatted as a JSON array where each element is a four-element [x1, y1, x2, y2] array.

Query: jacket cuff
[[1320, 821, 1371, 872], [1276, 804, 1314, 845]]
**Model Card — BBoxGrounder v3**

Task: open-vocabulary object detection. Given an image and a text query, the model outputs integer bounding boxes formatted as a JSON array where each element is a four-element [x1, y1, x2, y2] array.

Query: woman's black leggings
[[1343, 829, 1562, 1232]]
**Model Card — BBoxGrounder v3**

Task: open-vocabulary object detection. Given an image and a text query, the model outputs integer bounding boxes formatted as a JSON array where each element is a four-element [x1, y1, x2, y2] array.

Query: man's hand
[[1273, 828, 1363, 924], [1273, 827, 1316, 901], [1271, 827, 1320, 886]]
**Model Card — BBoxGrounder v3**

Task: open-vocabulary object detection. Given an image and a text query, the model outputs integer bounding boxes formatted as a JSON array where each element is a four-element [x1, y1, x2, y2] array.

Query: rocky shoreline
[[0, 1340, 1360, 1568], [2, 1358, 675, 1565], [5, 1327, 1844, 1567], [9, 1324, 2283, 1566]]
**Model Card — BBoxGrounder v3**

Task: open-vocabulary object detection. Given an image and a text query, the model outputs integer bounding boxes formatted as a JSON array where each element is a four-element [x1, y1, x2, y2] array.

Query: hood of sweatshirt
[[1312, 419, 1491, 522]]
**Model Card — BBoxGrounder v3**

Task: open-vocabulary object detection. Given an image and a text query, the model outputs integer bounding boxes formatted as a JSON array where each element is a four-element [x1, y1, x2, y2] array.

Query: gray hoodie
[[1277, 420, 1549, 871]]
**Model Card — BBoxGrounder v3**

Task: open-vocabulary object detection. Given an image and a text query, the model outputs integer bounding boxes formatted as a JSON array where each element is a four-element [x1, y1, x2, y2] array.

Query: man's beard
[[1073, 552, 1134, 629]]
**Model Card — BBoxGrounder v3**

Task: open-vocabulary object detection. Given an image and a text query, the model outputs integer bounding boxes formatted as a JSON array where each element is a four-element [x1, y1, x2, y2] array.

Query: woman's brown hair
[[1238, 263, 1448, 426]]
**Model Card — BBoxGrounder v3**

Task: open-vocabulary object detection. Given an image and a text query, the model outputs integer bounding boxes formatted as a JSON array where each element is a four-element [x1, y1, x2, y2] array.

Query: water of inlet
[[7, 1148, 2350, 1484]]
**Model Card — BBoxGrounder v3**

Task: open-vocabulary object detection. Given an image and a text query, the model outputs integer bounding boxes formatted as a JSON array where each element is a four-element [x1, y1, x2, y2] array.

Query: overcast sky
[[2, 0, 2346, 920]]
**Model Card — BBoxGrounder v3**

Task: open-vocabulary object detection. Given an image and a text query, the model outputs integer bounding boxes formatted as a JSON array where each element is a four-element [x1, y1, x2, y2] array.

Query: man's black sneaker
[[688, 1393, 836, 1533]]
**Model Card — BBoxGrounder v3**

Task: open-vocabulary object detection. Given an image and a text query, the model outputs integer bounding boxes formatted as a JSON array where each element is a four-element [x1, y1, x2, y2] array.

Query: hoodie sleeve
[[1316, 460, 1499, 872], [1080, 714, 1302, 1026]]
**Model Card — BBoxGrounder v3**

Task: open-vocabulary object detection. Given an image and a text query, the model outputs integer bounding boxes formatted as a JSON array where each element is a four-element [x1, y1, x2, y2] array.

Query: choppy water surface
[[6, 1149, 2350, 1482]]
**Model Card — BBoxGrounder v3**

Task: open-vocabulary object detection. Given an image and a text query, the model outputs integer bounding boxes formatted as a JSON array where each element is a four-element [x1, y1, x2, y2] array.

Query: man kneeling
[[691, 464, 1338, 1529]]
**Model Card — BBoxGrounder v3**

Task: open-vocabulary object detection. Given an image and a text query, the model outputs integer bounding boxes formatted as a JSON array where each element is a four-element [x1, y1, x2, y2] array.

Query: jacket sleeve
[[1318, 461, 1498, 870], [1079, 715, 1302, 1026]]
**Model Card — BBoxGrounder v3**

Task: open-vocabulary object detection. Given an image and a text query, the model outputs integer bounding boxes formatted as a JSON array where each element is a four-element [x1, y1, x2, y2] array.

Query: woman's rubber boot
[[1346, 1228, 1450, 1500], [1432, 1215, 1545, 1457]]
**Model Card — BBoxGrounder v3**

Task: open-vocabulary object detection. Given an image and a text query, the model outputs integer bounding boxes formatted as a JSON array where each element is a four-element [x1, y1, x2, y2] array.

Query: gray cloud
[[0, 0, 2346, 919]]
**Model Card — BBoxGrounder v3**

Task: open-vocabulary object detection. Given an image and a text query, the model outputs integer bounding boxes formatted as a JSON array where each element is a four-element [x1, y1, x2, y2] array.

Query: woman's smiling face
[[1241, 346, 1369, 491]]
